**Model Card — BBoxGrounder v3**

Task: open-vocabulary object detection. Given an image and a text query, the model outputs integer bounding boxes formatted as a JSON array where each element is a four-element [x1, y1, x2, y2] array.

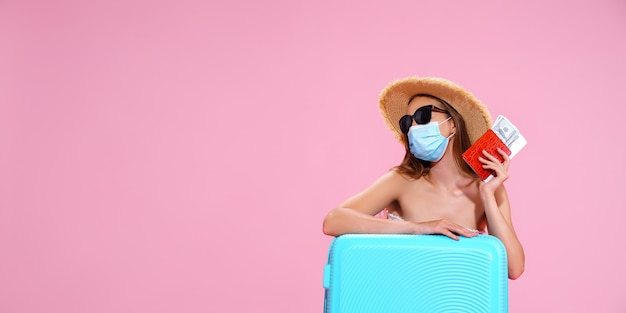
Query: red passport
[[462, 129, 511, 181]]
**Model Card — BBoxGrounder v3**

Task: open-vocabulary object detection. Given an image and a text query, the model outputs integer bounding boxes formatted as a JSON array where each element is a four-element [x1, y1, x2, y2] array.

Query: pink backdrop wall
[[2, 0, 625, 312]]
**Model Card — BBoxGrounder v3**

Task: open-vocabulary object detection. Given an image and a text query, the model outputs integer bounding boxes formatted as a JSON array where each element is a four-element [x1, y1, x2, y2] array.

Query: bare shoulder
[[369, 169, 418, 201], [353, 169, 412, 199], [337, 169, 413, 215], [374, 169, 414, 190]]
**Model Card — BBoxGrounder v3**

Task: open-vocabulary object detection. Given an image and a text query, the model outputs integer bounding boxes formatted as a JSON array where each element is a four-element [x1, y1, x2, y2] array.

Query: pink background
[[2, 0, 625, 312]]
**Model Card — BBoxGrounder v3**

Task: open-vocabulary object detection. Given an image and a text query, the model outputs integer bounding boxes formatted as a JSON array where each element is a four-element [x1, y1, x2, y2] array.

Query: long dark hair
[[393, 94, 477, 179]]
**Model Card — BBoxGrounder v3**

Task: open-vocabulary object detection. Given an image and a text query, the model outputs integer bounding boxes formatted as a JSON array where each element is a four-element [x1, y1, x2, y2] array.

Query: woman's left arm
[[479, 148, 525, 280]]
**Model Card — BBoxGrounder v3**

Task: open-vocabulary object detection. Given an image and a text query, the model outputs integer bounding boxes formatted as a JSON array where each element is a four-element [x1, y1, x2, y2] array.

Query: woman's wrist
[[478, 187, 493, 202], [405, 221, 423, 235]]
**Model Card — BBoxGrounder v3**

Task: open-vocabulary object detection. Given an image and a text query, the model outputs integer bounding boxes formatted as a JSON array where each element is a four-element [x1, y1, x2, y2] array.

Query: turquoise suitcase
[[323, 234, 508, 313]]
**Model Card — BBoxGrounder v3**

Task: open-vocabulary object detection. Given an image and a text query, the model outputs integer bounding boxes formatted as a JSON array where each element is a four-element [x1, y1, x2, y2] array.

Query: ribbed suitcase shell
[[323, 234, 508, 313]]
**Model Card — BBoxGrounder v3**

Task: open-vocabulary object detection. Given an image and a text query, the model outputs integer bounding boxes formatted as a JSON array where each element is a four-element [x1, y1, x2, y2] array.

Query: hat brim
[[379, 76, 492, 145]]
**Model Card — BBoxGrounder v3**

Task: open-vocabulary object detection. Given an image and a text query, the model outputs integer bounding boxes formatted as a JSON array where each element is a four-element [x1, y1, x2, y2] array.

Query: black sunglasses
[[399, 105, 449, 134]]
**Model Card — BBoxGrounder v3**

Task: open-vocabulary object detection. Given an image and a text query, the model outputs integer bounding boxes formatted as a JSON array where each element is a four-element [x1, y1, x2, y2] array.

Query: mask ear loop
[[439, 116, 452, 125], [440, 116, 456, 139]]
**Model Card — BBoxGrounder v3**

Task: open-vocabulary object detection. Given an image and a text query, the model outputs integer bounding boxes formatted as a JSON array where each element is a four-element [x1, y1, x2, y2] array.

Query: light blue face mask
[[407, 117, 455, 162]]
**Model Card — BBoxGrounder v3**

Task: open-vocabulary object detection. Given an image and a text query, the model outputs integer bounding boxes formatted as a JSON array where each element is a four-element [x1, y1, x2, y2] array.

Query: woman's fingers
[[442, 230, 459, 241], [437, 221, 478, 240], [479, 149, 510, 176], [417, 220, 480, 240], [480, 149, 503, 164], [455, 226, 479, 238], [497, 148, 510, 169]]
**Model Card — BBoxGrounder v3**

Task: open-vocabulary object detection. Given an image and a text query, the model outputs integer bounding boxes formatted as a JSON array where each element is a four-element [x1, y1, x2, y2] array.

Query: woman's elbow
[[322, 210, 340, 237], [508, 264, 525, 280]]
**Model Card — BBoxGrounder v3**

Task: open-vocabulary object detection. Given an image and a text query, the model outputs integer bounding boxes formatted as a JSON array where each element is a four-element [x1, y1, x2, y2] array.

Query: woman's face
[[406, 96, 456, 137]]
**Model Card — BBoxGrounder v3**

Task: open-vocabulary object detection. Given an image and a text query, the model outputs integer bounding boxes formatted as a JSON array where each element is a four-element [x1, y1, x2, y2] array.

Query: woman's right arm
[[322, 170, 417, 236], [322, 170, 480, 240]]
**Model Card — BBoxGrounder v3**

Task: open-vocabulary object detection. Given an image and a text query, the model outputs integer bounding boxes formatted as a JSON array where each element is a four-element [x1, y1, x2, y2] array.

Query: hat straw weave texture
[[379, 76, 492, 145]]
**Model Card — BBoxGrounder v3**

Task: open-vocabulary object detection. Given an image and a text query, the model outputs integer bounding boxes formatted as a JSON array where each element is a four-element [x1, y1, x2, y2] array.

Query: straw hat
[[379, 76, 492, 145]]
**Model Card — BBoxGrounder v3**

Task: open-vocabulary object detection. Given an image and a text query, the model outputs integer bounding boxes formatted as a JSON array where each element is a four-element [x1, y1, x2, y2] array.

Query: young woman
[[322, 76, 525, 279]]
